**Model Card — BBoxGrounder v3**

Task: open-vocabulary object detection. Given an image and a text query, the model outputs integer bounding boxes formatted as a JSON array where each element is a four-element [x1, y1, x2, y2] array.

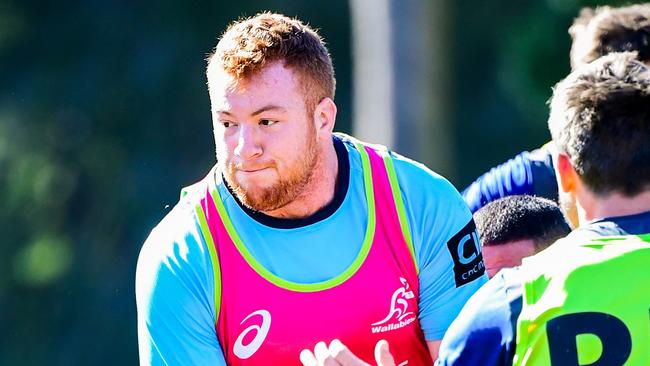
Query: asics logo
[[233, 309, 271, 359]]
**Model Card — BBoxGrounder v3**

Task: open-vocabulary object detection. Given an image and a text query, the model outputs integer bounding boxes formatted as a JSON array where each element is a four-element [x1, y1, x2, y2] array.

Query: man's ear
[[313, 97, 337, 135], [556, 153, 576, 194]]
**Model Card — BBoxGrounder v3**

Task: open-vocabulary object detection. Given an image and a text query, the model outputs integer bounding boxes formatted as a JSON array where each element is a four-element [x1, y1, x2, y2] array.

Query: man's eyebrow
[[251, 105, 286, 116], [215, 105, 286, 117]]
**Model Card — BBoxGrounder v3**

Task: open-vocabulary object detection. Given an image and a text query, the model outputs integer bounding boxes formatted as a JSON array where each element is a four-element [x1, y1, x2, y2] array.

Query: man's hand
[[299, 339, 396, 366]]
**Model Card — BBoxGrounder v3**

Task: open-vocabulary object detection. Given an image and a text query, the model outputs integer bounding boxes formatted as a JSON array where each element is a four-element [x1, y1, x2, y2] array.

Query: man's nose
[[234, 124, 262, 160]]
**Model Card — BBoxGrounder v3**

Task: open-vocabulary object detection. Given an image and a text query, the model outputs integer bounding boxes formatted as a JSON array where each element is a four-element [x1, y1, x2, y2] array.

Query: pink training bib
[[198, 142, 432, 365]]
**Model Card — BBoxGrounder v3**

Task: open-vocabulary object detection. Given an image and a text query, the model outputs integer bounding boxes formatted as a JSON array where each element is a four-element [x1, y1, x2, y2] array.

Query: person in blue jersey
[[437, 52, 650, 365], [462, 3, 650, 220], [136, 13, 487, 366], [474, 195, 570, 278]]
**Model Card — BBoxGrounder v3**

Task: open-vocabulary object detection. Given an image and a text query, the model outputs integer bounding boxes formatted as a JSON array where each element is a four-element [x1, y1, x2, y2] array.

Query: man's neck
[[263, 141, 339, 219], [578, 189, 650, 224]]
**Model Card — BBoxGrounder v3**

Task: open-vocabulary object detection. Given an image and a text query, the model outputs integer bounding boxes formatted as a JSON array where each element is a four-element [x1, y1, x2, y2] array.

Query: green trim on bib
[[381, 153, 418, 274], [195, 203, 222, 324], [211, 142, 376, 292]]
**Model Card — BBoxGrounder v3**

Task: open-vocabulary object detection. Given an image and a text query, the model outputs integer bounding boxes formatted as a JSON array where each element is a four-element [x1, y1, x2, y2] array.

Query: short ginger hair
[[206, 12, 336, 112]]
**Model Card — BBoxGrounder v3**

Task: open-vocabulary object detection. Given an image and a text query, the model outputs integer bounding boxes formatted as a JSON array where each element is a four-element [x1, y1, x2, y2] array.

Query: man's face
[[209, 61, 319, 212], [481, 239, 537, 278]]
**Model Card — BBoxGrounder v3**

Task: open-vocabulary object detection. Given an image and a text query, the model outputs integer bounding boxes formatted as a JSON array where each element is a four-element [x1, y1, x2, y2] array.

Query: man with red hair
[[136, 13, 486, 366]]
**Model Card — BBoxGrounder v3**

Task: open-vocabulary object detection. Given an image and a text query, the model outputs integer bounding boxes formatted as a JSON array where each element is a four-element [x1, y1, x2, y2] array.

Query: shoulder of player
[[337, 137, 465, 210], [446, 268, 522, 337], [147, 201, 199, 242], [388, 151, 464, 205], [136, 197, 221, 360], [137, 207, 201, 274], [146, 172, 212, 246], [457, 267, 522, 326], [492, 267, 524, 308], [136, 178, 213, 288], [466, 268, 518, 318], [439, 268, 522, 358]]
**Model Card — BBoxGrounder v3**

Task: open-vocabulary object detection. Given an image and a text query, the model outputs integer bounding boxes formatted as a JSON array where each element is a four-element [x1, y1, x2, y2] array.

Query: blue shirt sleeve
[[392, 153, 489, 341], [135, 204, 226, 366], [461, 146, 557, 213], [436, 268, 523, 366]]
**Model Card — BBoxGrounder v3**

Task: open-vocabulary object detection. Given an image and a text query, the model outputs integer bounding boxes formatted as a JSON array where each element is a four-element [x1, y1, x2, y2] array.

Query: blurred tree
[[449, 0, 631, 188], [351, 0, 455, 176]]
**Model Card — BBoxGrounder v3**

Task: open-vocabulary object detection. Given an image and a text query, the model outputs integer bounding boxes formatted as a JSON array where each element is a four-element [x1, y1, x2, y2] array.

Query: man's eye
[[259, 119, 277, 126], [220, 121, 234, 128]]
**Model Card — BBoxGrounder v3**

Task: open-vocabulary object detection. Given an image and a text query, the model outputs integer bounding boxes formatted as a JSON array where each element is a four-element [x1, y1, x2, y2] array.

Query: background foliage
[[0, 0, 629, 364]]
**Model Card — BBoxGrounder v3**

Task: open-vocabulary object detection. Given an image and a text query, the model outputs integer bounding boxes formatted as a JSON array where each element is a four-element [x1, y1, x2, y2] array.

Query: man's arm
[[391, 152, 488, 343], [427, 340, 441, 361], [136, 207, 226, 366]]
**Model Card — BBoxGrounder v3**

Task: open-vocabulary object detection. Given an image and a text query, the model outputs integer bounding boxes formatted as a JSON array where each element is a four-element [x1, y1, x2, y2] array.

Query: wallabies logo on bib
[[371, 277, 417, 334]]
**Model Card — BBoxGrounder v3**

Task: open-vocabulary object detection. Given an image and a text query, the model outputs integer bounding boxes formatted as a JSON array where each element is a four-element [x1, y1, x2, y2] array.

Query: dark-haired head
[[549, 52, 650, 197], [570, 4, 650, 69], [475, 195, 571, 277], [475, 195, 571, 249]]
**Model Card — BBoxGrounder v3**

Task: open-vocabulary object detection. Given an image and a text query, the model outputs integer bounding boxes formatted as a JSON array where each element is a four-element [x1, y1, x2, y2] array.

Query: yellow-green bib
[[514, 234, 650, 365]]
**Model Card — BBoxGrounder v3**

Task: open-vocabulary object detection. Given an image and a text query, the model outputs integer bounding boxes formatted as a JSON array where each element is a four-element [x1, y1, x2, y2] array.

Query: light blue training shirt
[[136, 134, 487, 365]]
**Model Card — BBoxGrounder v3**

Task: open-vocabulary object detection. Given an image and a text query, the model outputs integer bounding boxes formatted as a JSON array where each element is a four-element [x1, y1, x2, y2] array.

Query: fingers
[[329, 339, 367, 365], [300, 348, 318, 366], [300, 341, 340, 366], [315, 341, 340, 366], [301, 339, 398, 366], [300, 339, 371, 366], [374, 340, 396, 366]]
